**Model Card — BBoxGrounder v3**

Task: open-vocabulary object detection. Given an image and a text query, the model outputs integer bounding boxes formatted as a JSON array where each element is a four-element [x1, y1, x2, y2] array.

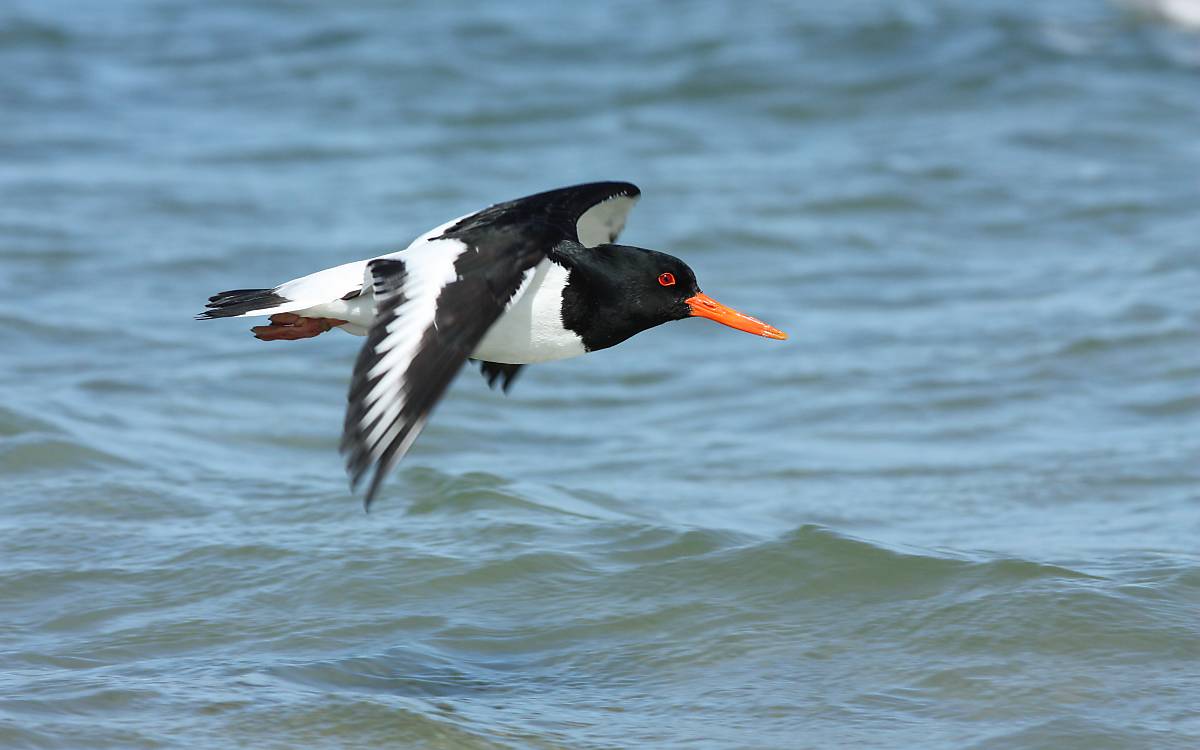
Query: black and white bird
[[198, 182, 786, 508]]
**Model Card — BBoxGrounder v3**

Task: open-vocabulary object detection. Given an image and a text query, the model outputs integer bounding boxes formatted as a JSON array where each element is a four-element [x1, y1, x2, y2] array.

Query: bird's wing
[[341, 182, 640, 508]]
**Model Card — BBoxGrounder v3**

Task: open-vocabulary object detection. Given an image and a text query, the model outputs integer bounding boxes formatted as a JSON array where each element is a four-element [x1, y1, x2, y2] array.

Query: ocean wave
[[0, 436, 132, 474]]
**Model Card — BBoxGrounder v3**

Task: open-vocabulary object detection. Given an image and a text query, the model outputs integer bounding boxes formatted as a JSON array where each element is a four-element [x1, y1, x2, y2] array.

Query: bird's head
[[561, 243, 788, 350]]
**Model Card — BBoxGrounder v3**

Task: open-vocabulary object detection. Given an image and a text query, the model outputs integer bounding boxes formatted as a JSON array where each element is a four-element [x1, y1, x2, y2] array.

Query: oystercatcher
[[199, 182, 786, 507]]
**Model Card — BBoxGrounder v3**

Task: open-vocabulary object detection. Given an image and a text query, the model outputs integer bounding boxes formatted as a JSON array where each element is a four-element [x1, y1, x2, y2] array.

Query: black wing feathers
[[341, 249, 538, 509], [440, 181, 639, 243]]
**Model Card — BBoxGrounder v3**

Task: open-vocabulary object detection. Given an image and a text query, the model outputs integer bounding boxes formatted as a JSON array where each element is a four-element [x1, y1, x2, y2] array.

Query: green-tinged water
[[2, 1, 1199, 748]]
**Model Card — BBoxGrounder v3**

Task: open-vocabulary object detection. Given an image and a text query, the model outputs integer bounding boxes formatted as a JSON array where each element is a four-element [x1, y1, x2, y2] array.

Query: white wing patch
[[357, 238, 465, 463], [576, 194, 638, 247]]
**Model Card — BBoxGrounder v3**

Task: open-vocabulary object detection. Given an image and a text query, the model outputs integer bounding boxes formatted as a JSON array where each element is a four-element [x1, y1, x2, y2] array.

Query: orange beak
[[686, 293, 788, 340]]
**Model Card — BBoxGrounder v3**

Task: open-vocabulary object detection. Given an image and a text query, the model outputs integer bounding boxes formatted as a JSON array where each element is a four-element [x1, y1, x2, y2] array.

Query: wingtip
[[363, 469, 386, 512], [350, 474, 375, 513]]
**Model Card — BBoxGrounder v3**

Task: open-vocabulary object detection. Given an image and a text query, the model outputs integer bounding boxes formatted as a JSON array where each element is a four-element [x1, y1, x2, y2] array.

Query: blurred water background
[[2, 1, 1199, 748]]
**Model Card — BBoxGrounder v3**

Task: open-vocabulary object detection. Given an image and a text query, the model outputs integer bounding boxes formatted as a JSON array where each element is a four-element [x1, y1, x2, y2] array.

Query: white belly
[[470, 260, 587, 364]]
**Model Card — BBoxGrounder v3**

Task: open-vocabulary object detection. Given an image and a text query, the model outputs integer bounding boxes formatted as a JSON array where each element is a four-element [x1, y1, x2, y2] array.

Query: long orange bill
[[686, 293, 788, 340]]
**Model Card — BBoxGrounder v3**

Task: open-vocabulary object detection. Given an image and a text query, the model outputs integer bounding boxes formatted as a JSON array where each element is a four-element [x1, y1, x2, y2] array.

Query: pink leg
[[252, 313, 349, 341]]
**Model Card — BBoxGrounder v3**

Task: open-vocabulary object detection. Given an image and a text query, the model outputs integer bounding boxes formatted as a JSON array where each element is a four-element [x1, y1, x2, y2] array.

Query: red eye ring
[[658, 272, 676, 287]]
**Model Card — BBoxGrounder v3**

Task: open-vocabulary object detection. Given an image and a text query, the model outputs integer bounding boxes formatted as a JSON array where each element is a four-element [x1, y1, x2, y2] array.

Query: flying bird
[[198, 182, 787, 507]]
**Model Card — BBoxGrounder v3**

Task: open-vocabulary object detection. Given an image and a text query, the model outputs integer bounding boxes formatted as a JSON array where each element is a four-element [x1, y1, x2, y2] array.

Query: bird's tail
[[196, 288, 290, 319]]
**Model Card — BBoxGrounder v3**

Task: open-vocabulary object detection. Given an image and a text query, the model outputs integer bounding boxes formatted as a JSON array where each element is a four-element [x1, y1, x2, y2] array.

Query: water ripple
[[3, 0, 1199, 747]]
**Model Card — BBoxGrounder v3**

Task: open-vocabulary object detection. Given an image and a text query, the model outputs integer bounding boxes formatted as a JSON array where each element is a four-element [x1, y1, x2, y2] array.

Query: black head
[[555, 242, 787, 352]]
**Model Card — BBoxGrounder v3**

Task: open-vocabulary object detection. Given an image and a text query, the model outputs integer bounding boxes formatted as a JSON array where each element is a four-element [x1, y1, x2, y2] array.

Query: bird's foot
[[252, 313, 348, 341]]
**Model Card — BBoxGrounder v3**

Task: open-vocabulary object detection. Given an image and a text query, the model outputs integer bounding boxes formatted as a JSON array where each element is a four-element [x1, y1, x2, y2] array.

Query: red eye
[[658, 272, 676, 287]]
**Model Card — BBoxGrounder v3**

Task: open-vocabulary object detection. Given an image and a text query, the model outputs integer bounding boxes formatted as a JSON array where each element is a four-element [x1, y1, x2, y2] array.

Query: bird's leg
[[251, 313, 349, 341]]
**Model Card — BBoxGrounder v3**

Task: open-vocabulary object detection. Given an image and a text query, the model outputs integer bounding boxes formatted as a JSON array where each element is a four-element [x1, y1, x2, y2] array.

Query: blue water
[[2, 1, 1199, 748]]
